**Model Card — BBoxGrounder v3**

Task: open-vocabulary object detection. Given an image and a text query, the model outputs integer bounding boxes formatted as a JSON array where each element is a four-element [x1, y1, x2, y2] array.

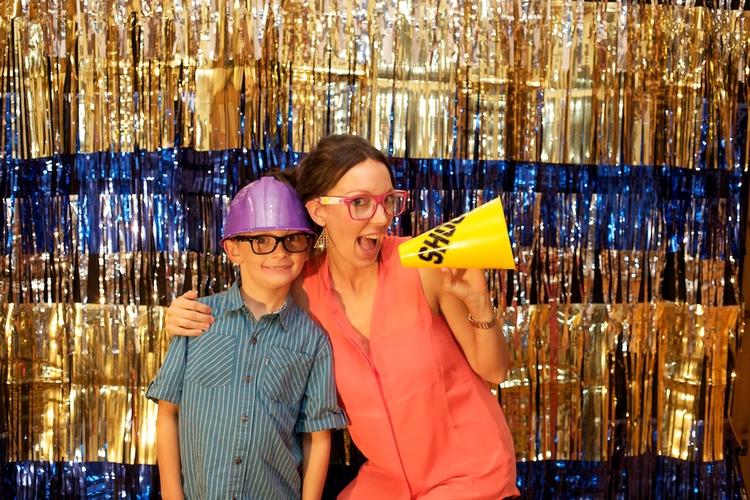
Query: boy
[[146, 177, 347, 500]]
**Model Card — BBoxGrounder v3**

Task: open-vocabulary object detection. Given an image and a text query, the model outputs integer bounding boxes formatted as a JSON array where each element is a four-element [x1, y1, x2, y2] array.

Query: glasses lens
[[282, 234, 310, 252], [349, 196, 375, 220], [251, 236, 277, 254], [384, 192, 407, 216]]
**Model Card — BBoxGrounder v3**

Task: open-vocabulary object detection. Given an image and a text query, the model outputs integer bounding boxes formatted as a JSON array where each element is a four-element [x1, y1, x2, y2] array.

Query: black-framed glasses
[[317, 190, 408, 220], [233, 233, 312, 255]]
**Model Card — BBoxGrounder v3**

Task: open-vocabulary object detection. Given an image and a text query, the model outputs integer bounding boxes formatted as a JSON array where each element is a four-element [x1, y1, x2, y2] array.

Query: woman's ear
[[305, 199, 326, 227]]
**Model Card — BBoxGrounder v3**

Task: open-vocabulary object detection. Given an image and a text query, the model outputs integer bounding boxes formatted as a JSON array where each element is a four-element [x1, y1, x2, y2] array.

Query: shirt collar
[[223, 281, 246, 313], [274, 296, 295, 331], [223, 280, 295, 331]]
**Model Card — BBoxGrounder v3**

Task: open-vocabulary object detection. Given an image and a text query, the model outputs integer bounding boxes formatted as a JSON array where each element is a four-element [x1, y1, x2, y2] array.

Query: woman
[[165, 134, 519, 499]]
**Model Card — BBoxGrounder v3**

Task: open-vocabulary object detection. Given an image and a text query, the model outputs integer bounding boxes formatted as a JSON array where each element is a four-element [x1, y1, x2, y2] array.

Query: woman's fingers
[[165, 324, 205, 337], [170, 305, 212, 322], [189, 309, 213, 323], [165, 291, 214, 335], [178, 313, 209, 329], [440, 268, 454, 290], [441, 268, 482, 298], [165, 313, 209, 336], [175, 291, 213, 315], [441, 268, 465, 294], [185, 299, 212, 315], [170, 310, 212, 331]]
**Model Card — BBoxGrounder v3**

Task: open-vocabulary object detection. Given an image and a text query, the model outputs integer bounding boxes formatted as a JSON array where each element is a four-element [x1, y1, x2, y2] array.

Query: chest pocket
[[263, 346, 314, 405], [184, 332, 236, 388]]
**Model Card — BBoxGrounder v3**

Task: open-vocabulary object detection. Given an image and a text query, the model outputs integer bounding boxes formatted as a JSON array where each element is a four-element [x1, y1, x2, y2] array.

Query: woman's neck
[[327, 250, 379, 295]]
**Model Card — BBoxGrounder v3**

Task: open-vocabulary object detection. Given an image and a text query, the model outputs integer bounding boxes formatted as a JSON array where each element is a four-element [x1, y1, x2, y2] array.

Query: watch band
[[468, 306, 498, 329]]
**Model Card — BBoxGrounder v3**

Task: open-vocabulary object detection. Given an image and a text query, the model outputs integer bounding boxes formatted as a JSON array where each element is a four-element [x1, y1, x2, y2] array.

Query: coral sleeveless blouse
[[302, 236, 518, 499]]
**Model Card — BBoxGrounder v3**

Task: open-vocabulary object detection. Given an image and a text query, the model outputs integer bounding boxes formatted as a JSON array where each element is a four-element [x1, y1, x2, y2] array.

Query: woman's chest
[[336, 290, 376, 338]]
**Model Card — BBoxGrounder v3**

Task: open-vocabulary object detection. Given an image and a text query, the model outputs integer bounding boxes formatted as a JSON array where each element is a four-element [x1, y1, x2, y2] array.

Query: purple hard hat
[[221, 176, 314, 243]]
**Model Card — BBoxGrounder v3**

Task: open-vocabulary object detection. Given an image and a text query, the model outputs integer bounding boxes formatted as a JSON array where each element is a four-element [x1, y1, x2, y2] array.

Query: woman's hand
[[440, 268, 494, 321], [165, 290, 215, 336]]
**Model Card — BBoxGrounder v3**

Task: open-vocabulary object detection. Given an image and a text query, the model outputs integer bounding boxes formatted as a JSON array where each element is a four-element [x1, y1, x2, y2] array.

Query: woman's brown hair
[[274, 134, 394, 203]]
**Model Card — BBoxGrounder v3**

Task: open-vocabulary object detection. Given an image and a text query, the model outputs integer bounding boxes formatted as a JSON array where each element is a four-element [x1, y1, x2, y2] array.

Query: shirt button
[[250, 336, 257, 345], [244, 375, 253, 383], [234, 456, 242, 465], [241, 415, 249, 423]]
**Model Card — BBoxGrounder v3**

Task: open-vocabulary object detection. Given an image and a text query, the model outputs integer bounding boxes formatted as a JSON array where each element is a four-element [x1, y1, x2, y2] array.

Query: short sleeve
[[295, 334, 348, 433], [146, 335, 188, 405]]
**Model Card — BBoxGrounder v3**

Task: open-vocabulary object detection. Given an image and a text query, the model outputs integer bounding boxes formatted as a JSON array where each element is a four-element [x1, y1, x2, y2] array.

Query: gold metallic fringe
[[0, 2, 747, 166]]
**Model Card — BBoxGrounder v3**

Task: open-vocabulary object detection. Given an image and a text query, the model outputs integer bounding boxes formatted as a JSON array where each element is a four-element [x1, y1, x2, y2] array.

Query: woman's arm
[[301, 430, 332, 500], [156, 401, 184, 500], [165, 281, 311, 336], [419, 267, 511, 383]]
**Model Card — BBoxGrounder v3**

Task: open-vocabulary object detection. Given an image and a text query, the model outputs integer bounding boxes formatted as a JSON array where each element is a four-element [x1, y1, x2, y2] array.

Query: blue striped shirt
[[146, 281, 347, 499]]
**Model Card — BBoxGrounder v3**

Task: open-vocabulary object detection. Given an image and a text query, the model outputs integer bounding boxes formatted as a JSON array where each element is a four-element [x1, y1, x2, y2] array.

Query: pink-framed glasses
[[318, 190, 408, 220]]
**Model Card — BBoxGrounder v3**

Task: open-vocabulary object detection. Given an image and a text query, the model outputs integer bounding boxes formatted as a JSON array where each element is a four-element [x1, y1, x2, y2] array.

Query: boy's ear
[[305, 199, 326, 227], [223, 240, 243, 265]]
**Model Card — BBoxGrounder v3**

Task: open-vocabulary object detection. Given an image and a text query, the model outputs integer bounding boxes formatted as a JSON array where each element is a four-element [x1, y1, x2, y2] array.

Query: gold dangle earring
[[314, 228, 328, 250]]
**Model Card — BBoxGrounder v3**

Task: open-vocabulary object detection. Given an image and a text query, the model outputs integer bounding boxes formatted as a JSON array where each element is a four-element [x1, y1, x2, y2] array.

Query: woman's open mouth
[[356, 235, 382, 257]]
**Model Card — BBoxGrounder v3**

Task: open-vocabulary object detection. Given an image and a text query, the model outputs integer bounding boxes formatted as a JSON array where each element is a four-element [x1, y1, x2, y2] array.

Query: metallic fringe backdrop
[[0, 0, 748, 497]]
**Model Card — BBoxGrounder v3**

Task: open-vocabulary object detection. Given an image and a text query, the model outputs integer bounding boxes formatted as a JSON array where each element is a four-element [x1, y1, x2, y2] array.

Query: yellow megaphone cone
[[398, 198, 515, 269]]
